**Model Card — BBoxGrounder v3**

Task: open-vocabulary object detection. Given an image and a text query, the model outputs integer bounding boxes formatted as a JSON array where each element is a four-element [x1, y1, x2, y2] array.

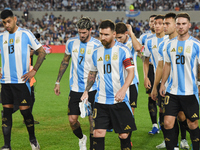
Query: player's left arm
[[115, 58, 134, 102], [197, 63, 200, 95], [126, 24, 142, 51], [22, 46, 46, 82]]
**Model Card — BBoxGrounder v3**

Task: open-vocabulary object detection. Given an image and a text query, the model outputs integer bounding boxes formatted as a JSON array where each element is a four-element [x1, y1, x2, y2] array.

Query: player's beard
[[178, 29, 188, 36], [80, 33, 89, 43], [101, 38, 112, 48]]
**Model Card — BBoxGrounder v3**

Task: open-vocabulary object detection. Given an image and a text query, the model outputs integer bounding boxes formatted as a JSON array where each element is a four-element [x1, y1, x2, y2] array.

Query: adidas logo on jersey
[[4, 40, 7, 44], [73, 49, 78, 53], [21, 99, 27, 104], [98, 57, 103, 61], [191, 113, 198, 118], [124, 125, 131, 130], [152, 45, 157, 49], [171, 48, 176, 52]]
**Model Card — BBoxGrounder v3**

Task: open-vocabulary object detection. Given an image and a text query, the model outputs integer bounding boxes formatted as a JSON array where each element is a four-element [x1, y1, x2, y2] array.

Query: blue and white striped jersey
[[0, 27, 41, 84], [125, 37, 139, 85], [65, 36, 101, 92], [144, 35, 168, 73], [164, 36, 200, 95], [90, 41, 134, 104], [139, 31, 153, 45]]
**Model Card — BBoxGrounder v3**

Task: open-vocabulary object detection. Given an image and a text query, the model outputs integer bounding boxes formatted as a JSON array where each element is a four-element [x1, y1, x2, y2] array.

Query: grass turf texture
[[0, 53, 193, 150]]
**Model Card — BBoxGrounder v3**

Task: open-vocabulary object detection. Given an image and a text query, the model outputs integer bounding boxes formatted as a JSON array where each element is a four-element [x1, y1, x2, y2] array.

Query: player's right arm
[[81, 71, 97, 101], [143, 56, 151, 89], [54, 54, 71, 96], [151, 60, 163, 100]]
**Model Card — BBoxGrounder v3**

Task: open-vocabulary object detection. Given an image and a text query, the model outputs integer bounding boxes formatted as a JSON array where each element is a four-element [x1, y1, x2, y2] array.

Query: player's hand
[[144, 77, 151, 89], [151, 87, 158, 101], [21, 69, 36, 82], [159, 84, 166, 97], [126, 24, 133, 36], [81, 91, 88, 101], [0, 73, 2, 79], [54, 84, 60, 96], [115, 88, 126, 102]]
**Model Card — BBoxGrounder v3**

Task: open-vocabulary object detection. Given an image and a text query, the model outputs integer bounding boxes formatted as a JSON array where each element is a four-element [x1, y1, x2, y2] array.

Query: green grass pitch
[[0, 53, 193, 150]]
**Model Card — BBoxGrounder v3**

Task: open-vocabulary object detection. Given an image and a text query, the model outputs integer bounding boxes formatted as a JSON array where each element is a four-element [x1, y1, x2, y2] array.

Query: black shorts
[[1, 83, 31, 106], [156, 83, 165, 108], [68, 90, 96, 115], [93, 102, 137, 134], [129, 83, 138, 108], [164, 92, 199, 122], [146, 64, 155, 94]]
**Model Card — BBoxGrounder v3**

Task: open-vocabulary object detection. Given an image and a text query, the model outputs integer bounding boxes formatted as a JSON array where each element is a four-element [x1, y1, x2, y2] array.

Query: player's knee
[[164, 119, 174, 129], [68, 117, 78, 125], [187, 119, 198, 130], [177, 111, 186, 121], [93, 129, 106, 137], [118, 133, 129, 139]]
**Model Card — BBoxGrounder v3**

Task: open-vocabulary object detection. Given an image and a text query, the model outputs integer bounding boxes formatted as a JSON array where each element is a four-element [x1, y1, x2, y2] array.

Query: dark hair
[[175, 13, 190, 22], [76, 17, 92, 30], [149, 15, 157, 19], [164, 13, 176, 19], [99, 20, 115, 31], [34, 33, 41, 39], [1, 9, 14, 19], [154, 15, 165, 20], [115, 22, 127, 34]]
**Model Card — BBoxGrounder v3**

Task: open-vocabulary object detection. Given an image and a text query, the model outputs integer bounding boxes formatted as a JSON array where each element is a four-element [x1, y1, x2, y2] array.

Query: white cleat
[[79, 134, 87, 150], [156, 141, 166, 149], [30, 139, 40, 150], [180, 139, 189, 150], [174, 147, 179, 150]]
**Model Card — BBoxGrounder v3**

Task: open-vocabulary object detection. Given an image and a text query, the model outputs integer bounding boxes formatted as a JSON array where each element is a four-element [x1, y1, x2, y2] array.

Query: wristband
[[55, 82, 60, 85], [32, 68, 37, 72]]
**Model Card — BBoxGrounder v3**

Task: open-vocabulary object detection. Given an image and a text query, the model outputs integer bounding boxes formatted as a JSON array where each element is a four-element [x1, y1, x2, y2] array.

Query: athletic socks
[[148, 97, 157, 124], [178, 120, 187, 139], [2, 107, 13, 147], [20, 108, 36, 141], [93, 137, 105, 150], [119, 135, 131, 150], [190, 127, 199, 150], [73, 126, 83, 139], [90, 133, 93, 150]]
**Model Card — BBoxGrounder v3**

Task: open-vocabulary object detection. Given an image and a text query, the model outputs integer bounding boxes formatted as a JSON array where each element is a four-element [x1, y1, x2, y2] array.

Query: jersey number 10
[[104, 64, 111, 74]]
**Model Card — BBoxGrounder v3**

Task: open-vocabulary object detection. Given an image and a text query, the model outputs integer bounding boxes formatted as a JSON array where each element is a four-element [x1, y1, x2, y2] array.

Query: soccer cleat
[[79, 99, 92, 118], [0, 145, 12, 150], [156, 141, 166, 149], [30, 139, 40, 150], [180, 139, 189, 149], [106, 129, 113, 132], [130, 141, 133, 147], [34, 120, 40, 124], [174, 147, 179, 150], [148, 126, 160, 135], [79, 134, 87, 150]]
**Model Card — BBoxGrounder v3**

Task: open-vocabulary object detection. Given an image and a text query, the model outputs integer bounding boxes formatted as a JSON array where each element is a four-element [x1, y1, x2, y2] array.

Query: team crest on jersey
[[80, 48, 85, 54], [87, 49, 91, 54], [152, 45, 157, 49], [127, 44, 131, 49], [178, 47, 183, 53], [112, 52, 118, 60], [171, 48, 176, 52], [186, 46, 191, 53], [163, 49, 166, 52], [73, 49, 78, 53], [3, 40, 7, 44], [105, 54, 110, 61], [9, 39, 13, 44], [16, 37, 20, 43]]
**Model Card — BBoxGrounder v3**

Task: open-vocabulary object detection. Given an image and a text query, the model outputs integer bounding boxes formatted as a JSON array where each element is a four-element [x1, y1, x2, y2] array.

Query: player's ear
[[14, 16, 17, 23], [189, 22, 191, 28]]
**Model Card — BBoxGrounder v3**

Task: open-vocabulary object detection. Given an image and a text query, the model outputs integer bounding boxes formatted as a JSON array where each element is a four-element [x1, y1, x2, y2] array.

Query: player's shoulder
[[90, 37, 101, 45], [189, 36, 200, 45], [67, 36, 79, 42]]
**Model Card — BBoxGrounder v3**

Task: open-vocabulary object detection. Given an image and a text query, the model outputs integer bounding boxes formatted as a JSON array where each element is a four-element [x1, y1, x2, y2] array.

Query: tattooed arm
[[81, 71, 97, 101], [54, 54, 71, 96], [22, 46, 46, 82], [198, 63, 200, 95]]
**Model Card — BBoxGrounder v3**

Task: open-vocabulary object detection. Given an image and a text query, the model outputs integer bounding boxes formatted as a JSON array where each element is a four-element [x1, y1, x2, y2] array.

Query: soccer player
[[151, 13, 189, 149], [81, 20, 137, 150], [139, 15, 158, 134], [160, 13, 200, 150], [54, 17, 101, 150], [0, 9, 46, 150], [143, 15, 168, 135]]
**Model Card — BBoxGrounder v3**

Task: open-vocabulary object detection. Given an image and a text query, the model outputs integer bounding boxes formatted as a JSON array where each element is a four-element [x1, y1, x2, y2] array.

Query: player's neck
[[169, 32, 178, 40], [104, 39, 115, 49], [178, 32, 190, 41], [156, 31, 165, 38], [84, 36, 91, 43], [9, 25, 18, 34], [124, 35, 129, 43]]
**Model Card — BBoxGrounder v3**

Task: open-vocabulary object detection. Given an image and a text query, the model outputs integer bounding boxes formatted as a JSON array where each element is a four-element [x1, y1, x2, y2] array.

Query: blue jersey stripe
[[176, 41, 185, 95], [21, 33, 29, 77], [0, 35, 4, 83], [8, 33, 17, 83]]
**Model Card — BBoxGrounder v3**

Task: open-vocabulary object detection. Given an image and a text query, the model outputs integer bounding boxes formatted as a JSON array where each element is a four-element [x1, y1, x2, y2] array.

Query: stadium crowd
[[1, 0, 200, 12], [0, 12, 200, 46]]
